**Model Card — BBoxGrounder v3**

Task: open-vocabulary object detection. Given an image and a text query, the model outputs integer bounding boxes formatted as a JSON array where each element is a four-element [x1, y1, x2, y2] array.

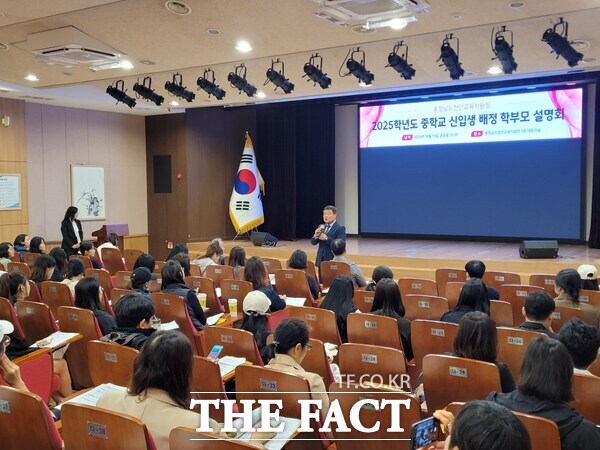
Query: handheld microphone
[[320, 224, 326, 232]]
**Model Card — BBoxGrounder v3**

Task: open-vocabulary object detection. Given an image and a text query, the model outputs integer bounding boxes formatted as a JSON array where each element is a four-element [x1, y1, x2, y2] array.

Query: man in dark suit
[[310, 205, 346, 267]]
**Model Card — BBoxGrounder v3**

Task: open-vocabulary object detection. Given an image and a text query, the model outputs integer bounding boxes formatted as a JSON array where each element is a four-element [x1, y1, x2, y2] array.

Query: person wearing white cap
[[241, 291, 272, 364], [577, 264, 599, 291], [0, 320, 29, 393]]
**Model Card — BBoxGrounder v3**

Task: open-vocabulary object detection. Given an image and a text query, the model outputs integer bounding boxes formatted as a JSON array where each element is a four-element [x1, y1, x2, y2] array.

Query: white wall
[[334, 104, 359, 234], [25, 104, 148, 241]]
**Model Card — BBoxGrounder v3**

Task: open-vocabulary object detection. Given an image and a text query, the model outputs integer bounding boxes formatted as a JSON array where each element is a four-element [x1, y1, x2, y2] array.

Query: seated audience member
[[80, 241, 102, 269], [517, 291, 558, 339], [29, 236, 46, 254], [488, 337, 600, 449], [264, 318, 330, 423], [244, 256, 286, 311], [130, 267, 155, 298], [558, 318, 600, 376], [75, 276, 116, 335], [370, 278, 413, 360], [465, 260, 499, 300], [30, 255, 57, 288], [554, 268, 600, 327], [13, 234, 29, 258], [61, 258, 85, 296], [0, 242, 15, 268], [48, 247, 67, 282], [166, 243, 188, 261], [97, 330, 224, 450], [288, 249, 320, 300], [228, 246, 246, 280], [97, 233, 119, 263], [161, 260, 206, 331], [365, 265, 394, 292], [0, 272, 29, 305], [320, 275, 357, 343], [441, 278, 490, 324], [331, 239, 367, 288], [101, 293, 157, 349], [0, 320, 29, 392], [453, 312, 515, 392], [577, 264, 599, 291], [430, 400, 531, 450], [133, 252, 156, 272], [241, 291, 272, 364], [192, 243, 223, 276], [171, 252, 191, 277], [211, 237, 226, 265]]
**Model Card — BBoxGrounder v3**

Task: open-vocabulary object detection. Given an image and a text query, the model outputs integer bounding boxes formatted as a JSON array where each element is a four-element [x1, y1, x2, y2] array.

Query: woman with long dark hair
[[60, 206, 83, 257], [61, 258, 85, 295], [555, 268, 600, 327], [161, 260, 206, 331], [288, 249, 319, 300], [441, 278, 490, 324], [370, 278, 413, 360], [244, 256, 285, 311], [319, 275, 356, 343], [30, 255, 56, 288], [0, 242, 15, 268], [166, 243, 188, 261], [29, 236, 46, 254], [48, 247, 67, 282], [192, 243, 222, 276], [228, 246, 246, 280], [241, 291, 272, 364], [75, 276, 116, 335]]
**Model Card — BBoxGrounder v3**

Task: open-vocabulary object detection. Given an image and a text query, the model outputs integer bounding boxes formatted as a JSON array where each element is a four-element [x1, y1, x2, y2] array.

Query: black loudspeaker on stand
[[519, 240, 559, 259], [251, 231, 278, 247]]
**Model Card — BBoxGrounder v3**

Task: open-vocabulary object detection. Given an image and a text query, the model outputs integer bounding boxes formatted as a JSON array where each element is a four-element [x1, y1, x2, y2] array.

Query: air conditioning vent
[[314, 0, 429, 24]]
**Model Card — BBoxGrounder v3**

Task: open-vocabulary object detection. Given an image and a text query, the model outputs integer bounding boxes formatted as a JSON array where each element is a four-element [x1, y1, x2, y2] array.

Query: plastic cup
[[228, 299, 238, 317], [197, 292, 207, 309]]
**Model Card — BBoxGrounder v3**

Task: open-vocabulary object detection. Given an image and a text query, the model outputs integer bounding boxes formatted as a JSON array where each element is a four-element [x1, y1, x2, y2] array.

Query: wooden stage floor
[[188, 237, 600, 282]]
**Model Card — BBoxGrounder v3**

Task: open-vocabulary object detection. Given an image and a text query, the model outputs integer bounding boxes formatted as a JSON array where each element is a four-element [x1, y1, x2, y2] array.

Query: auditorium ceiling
[[0, 0, 598, 115]]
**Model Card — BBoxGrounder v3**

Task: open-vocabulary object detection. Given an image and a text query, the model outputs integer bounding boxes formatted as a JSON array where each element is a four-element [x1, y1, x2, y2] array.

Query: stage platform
[[188, 238, 600, 283]]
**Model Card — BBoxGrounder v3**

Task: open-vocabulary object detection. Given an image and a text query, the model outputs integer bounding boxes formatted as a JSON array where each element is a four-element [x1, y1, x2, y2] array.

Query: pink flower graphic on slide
[[549, 89, 582, 138], [360, 105, 384, 147]]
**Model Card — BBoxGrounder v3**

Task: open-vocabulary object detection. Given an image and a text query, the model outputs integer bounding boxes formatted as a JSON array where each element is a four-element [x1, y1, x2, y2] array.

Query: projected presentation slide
[[359, 88, 584, 240]]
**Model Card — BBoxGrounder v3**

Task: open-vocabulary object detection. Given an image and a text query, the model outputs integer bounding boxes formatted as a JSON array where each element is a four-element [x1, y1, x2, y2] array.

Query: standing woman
[[61, 206, 83, 257]]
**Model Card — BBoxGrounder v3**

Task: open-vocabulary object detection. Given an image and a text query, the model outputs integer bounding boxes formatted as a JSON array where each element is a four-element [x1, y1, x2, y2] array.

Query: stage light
[[542, 17, 583, 67], [228, 64, 257, 97], [164, 73, 195, 103], [265, 59, 294, 94], [303, 53, 331, 89], [197, 68, 226, 100], [132, 76, 164, 106], [491, 26, 517, 74], [437, 34, 464, 80], [386, 41, 415, 80], [106, 80, 136, 108], [345, 48, 374, 85]]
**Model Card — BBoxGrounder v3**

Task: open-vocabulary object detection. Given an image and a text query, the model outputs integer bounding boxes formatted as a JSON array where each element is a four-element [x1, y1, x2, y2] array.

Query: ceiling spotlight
[[235, 40, 252, 53], [386, 41, 415, 80], [437, 33, 464, 80], [228, 64, 257, 97], [106, 80, 136, 108], [303, 53, 331, 89], [345, 47, 374, 86], [265, 59, 294, 94], [24, 74, 39, 81], [133, 76, 164, 106], [491, 26, 517, 74], [542, 17, 583, 67], [197, 68, 226, 100], [165, 73, 195, 102]]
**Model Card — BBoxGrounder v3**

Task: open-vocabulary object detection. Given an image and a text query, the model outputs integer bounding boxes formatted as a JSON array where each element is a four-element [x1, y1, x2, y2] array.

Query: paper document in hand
[[235, 406, 301, 450], [160, 320, 179, 331], [218, 356, 246, 377], [285, 297, 306, 307], [215, 287, 222, 298], [269, 274, 276, 285], [30, 331, 79, 349], [206, 313, 224, 326], [57, 383, 126, 409]]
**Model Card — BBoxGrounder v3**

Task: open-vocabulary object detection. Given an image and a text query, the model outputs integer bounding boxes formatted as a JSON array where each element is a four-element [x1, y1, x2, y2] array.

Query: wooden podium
[[91, 224, 129, 252]]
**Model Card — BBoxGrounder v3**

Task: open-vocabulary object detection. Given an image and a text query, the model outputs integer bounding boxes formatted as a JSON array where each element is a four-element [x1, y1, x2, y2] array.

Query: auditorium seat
[[110, 288, 133, 305], [101, 289, 115, 317], [571, 373, 600, 425], [69, 255, 93, 269], [398, 277, 438, 296], [339, 343, 407, 387], [266, 308, 290, 331], [61, 403, 156, 450], [422, 354, 501, 413], [589, 355, 600, 377], [123, 249, 143, 271], [153, 260, 165, 275], [85, 268, 115, 298], [352, 290, 375, 313], [261, 257, 282, 275], [410, 320, 458, 374], [23, 252, 40, 268], [444, 282, 465, 309], [100, 247, 127, 276], [579, 289, 600, 310], [204, 265, 234, 289], [189, 264, 201, 277], [114, 271, 133, 289], [15, 301, 59, 345], [7, 261, 31, 278], [204, 326, 263, 365], [87, 340, 139, 386], [482, 271, 521, 291], [403, 294, 449, 321], [25, 280, 43, 302], [0, 385, 63, 450], [0, 296, 27, 340], [435, 268, 467, 298], [496, 327, 546, 379], [301, 338, 335, 389], [528, 273, 556, 296], [320, 260, 352, 288], [274, 269, 313, 303], [0, 349, 54, 403], [347, 312, 403, 353], [185, 276, 223, 315], [329, 382, 421, 450], [147, 277, 162, 293], [489, 300, 514, 327], [40, 281, 75, 318], [219, 279, 253, 314], [498, 284, 544, 326], [552, 305, 585, 331], [288, 306, 342, 346], [190, 356, 230, 423], [170, 428, 258, 450], [307, 260, 319, 287]]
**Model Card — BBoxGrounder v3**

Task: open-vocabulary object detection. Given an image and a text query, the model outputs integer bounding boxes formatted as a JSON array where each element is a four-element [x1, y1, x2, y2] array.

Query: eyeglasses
[[305, 343, 313, 350]]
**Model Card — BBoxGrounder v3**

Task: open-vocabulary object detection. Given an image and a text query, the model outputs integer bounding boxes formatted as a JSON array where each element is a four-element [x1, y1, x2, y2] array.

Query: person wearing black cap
[[130, 267, 156, 298]]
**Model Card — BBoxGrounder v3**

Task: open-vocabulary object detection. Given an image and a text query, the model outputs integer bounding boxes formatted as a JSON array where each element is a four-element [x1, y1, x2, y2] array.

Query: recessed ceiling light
[[388, 18, 409, 30], [351, 25, 376, 34], [63, 72, 73, 76], [508, 1, 526, 9], [487, 66, 503, 75], [170, 101, 180, 106], [255, 91, 266, 98], [451, 14, 462, 20], [137, 58, 156, 66], [24, 74, 39, 81], [165, 1, 191, 15], [571, 40, 590, 51], [582, 57, 597, 63], [207, 28, 221, 36], [120, 60, 133, 69], [235, 40, 252, 53]]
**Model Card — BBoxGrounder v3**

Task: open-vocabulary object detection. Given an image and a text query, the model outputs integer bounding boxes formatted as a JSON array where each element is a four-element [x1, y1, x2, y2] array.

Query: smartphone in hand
[[410, 416, 441, 450], [207, 344, 224, 361]]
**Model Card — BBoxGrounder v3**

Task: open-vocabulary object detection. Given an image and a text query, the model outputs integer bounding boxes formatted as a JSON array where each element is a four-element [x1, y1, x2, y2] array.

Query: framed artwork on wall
[[71, 165, 106, 220], [0, 174, 21, 210]]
